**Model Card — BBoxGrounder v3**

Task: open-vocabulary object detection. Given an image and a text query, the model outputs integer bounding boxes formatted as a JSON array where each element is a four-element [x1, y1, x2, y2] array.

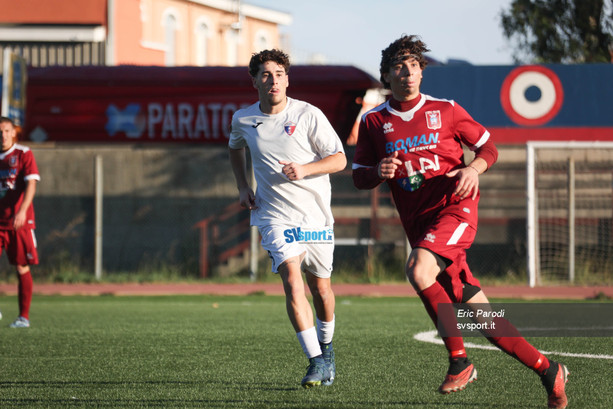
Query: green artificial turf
[[0, 295, 610, 408]]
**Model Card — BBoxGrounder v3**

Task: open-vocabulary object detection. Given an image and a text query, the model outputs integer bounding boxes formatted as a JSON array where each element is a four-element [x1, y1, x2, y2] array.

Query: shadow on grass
[[0, 379, 524, 408]]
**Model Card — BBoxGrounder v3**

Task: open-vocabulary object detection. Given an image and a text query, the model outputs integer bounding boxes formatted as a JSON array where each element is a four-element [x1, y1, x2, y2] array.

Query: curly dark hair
[[248, 49, 291, 78], [379, 35, 430, 89]]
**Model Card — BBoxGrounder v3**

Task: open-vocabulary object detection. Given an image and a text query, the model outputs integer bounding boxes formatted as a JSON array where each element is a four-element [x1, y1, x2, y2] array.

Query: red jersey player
[[352, 36, 568, 409], [0, 116, 39, 328]]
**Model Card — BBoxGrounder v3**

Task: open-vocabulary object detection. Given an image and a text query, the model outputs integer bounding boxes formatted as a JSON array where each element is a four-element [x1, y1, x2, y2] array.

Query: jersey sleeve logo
[[284, 122, 297, 136], [425, 110, 442, 130]]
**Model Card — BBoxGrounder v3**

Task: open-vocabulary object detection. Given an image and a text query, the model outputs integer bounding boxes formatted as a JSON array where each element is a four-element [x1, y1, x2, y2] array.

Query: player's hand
[[446, 166, 479, 200], [378, 151, 403, 179], [279, 160, 307, 180], [239, 188, 257, 210], [13, 211, 26, 230]]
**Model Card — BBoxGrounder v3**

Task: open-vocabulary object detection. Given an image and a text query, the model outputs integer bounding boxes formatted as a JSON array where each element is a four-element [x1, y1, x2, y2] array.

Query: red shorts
[[405, 197, 481, 303], [0, 228, 39, 266]]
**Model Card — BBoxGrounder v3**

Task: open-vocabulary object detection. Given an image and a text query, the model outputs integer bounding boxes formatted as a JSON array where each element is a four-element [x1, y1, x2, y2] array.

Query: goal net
[[526, 141, 613, 287]]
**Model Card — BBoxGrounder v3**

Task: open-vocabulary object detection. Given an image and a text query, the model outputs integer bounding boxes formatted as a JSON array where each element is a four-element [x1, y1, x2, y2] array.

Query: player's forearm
[[18, 180, 37, 214], [473, 138, 498, 170], [466, 157, 489, 175], [352, 166, 384, 190], [302, 152, 347, 177], [228, 148, 251, 190]]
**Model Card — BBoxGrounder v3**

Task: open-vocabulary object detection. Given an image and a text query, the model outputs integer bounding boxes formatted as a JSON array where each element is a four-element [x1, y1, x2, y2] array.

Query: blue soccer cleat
[[301, 356, 331, 389], [320, 342, 335, 386]]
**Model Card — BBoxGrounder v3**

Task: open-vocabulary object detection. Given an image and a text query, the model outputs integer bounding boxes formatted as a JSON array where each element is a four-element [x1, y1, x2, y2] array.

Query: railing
[[193, 201, 250, 277], [194, 185, 404, 278]]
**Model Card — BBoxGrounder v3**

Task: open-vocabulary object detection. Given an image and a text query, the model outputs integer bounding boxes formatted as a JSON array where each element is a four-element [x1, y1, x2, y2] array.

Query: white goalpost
[[526, 141, 613, 287]]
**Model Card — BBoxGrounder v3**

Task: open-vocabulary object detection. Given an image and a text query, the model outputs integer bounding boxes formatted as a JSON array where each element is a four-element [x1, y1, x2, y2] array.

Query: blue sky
[[250, 0, 515, 78]]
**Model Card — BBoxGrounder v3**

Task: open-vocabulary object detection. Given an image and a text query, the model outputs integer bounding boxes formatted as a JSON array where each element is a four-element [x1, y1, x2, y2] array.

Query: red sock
[[418, 282, 466, 358], [18, 271, 33, 320], [532, 354, 551, 375], [486, 317, 548, 373]]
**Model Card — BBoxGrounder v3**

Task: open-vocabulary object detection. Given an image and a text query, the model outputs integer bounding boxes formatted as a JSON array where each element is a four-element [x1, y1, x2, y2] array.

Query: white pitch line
[[413, 330, 613, 360]]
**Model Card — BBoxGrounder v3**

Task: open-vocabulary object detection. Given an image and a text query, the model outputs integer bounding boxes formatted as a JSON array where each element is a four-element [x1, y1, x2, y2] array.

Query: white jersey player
[[228, 49, 346, 389], [229, 97, 342, 229]]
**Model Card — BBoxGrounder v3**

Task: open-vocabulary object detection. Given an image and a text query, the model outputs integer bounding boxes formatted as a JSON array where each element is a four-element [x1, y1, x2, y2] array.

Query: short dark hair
[[0, 116, 15, 127], [379, 35, 430, 89], [248, 49, 291, 78]]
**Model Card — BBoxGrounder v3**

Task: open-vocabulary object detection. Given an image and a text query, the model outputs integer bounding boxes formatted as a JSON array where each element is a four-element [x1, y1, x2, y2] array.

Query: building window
[[225, 28, 238, 66], [163, 12, 178, 66], [195, 21, 209, 66], [254, 30, 272, 52]]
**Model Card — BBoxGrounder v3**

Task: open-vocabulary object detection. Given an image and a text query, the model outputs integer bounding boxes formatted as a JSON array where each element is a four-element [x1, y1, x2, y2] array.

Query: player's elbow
[[352, 171, 368, 190], [327, 152, 347, 174], [335, 153, 347, 172], [352, 166, 380, 190]]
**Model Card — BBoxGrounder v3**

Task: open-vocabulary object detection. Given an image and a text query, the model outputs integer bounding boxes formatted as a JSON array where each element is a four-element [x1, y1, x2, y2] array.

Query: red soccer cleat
[[543, 362, 569, 409], [439, 363, 477, 394]]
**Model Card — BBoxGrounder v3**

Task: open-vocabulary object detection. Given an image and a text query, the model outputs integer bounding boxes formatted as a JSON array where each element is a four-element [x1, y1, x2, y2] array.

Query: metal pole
[[94, 155, 103, 280], [568, 157, 575, 283], [526, 143, 537, 287], [1, 48, 10, 116], [106, 0, 115, 65], [249, 168, 258, 281], [249, 226, 258, 281]]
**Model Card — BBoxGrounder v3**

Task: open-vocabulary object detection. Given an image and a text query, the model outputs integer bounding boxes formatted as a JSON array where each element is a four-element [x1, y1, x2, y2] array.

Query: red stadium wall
[[22, 65, 378, 145]]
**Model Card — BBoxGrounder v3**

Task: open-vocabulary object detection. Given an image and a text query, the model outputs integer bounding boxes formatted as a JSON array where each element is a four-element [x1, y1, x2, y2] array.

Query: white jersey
[[229, 97, 344, 228]]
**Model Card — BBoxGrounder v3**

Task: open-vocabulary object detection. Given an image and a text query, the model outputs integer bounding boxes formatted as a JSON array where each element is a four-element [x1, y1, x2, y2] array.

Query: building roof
[[0, 0, 107, 24], [0, 0, 291, 26]]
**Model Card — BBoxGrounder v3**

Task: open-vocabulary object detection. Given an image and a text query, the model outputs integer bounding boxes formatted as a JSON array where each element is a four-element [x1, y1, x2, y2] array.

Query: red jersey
[[353, 94, 495, 242], [0, 144, 40, 229]]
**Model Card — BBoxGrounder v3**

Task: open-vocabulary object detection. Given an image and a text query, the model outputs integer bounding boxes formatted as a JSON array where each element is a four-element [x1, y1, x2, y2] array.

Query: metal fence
[[10, 144, 530, 281]]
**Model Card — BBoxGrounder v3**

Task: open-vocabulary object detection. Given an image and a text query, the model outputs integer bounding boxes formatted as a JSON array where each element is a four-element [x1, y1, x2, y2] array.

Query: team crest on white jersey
[[284, 122, 297, 136], [383, 122, 394, 134], [425, 110, 442, 130]]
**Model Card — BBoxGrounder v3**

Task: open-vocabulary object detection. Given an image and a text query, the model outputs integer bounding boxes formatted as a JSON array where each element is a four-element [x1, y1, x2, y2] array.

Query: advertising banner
[[1, 49, 27, 126], [421, 64, 613, 144], [24, 65, 377, 144]]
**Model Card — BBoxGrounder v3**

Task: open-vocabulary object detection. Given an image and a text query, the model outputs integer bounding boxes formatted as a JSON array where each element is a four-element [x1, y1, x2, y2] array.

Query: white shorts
[[258, 224, 335, 278]]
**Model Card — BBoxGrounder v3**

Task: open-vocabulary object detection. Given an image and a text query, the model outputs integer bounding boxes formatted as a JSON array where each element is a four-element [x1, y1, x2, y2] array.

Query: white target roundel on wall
[[500, 65, 564, 126]]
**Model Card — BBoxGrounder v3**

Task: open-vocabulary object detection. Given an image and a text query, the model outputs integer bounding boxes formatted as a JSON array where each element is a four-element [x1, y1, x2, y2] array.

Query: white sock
[[316, 315, 335, 344], [296, 327, 322, 358]]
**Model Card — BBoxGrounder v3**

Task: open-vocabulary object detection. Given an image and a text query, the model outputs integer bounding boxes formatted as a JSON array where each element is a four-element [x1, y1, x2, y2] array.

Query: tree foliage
[[501, 0, 613, 63]]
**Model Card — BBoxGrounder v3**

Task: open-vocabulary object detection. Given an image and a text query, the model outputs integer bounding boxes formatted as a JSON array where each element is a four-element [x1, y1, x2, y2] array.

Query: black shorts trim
[[418, 247, 451, 273], [461, 283, 481, 303]]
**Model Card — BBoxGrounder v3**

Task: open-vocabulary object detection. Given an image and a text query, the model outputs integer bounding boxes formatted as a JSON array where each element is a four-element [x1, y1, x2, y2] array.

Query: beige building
[[0, 0, 292, 73]]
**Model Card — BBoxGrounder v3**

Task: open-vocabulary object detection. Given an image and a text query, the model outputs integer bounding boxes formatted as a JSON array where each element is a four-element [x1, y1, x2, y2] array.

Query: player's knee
[[283, 280, 306, 301], [314, 282, 334, 301], [16, 265, 30, 275], [406, 249, 442, 290], [406, 263, 437, 290], [307, 275, 333, 299], [280, 272, 305, 298]]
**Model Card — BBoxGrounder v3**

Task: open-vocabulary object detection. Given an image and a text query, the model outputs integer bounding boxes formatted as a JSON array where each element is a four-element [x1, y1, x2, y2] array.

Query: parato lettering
[[147, 102, 251, 140]]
